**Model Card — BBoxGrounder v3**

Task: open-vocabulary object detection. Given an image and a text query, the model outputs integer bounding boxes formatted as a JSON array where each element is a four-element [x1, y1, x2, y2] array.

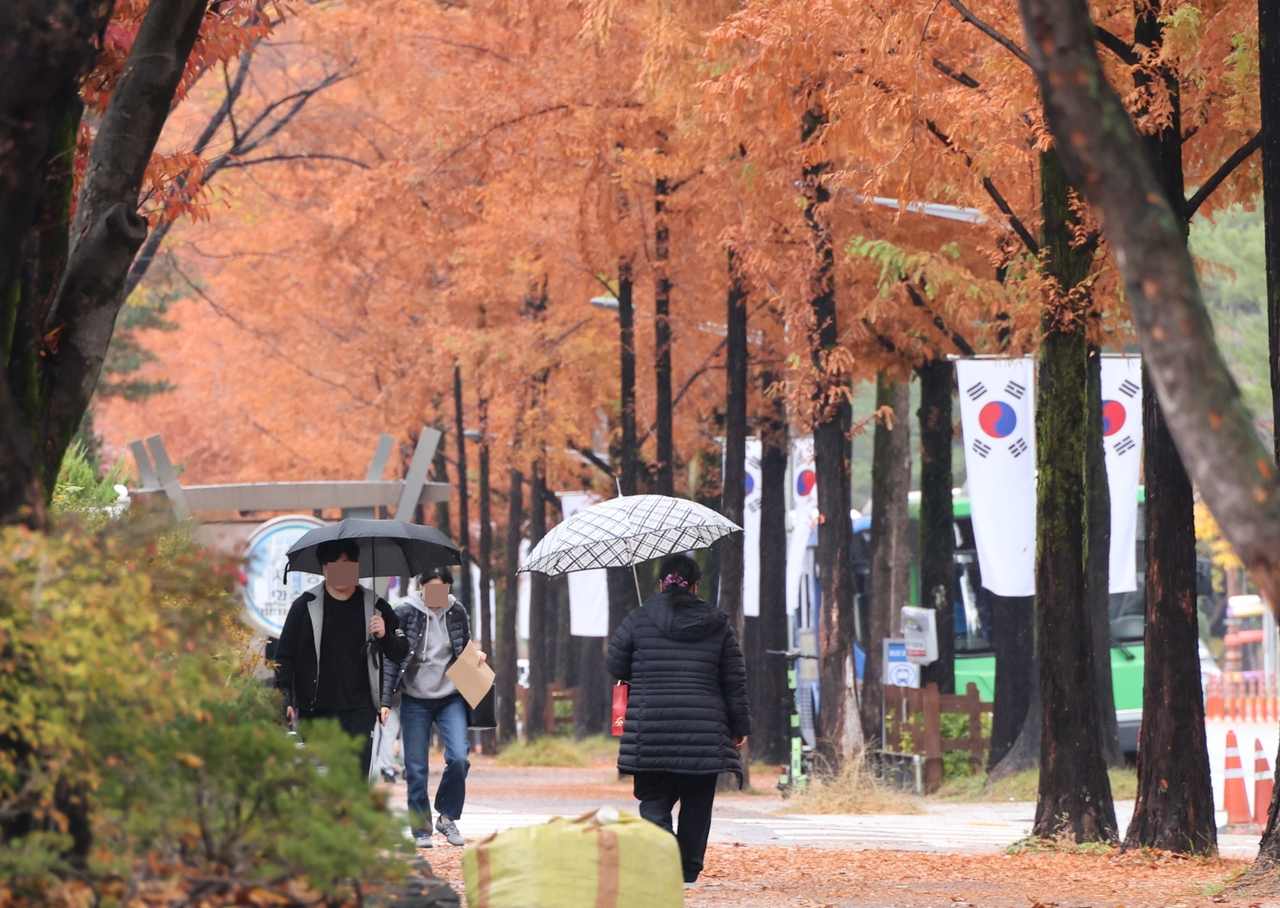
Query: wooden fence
[[881, 682, 992, 794], [514, 684, 579, 734]]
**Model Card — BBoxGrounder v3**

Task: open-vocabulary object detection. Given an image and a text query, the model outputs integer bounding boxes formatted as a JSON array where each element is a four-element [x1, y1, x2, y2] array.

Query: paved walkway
[[389, 758, 1263, 858]]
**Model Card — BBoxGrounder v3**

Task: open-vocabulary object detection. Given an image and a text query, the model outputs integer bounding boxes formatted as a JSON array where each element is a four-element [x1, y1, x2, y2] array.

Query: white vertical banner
[[517, 538, 531, 640], [743, 437, 763, 617], [470, 562, 496, 642], [557, 492, 610, 636], [1101, 357, 1143, 593], [956, 358, 1037, 596], [787, 436, 818, 615]]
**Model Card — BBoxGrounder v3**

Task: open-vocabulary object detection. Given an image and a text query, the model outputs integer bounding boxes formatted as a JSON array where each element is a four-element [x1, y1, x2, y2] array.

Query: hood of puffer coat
[[645, 591, 728, 642]]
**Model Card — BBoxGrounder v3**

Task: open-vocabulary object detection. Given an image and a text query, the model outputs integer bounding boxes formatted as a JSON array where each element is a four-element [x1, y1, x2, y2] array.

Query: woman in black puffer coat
[[607, 553, 751, 887]]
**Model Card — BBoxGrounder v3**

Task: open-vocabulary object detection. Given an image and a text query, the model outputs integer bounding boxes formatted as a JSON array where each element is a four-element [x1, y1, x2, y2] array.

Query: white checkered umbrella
[[519, 494, 742, 575]]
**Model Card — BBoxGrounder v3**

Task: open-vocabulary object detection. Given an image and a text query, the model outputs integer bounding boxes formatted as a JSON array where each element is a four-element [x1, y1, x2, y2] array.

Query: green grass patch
[[934, 766, 1137, 802], [494, 735, 619, 767]]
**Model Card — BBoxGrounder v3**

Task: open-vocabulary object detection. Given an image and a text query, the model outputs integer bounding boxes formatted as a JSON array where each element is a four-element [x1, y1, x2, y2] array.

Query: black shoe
[[381, 768, 397, 783]]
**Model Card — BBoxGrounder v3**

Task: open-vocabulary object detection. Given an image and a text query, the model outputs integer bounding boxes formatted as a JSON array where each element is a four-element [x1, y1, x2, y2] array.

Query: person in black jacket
[[607, 553, 752, 887], [273, 539, 408, 777]]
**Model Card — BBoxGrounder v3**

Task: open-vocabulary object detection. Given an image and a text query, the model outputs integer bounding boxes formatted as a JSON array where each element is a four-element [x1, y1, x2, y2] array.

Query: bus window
[[1109, 582, 1145, 642], [951, 517, 993, 652]]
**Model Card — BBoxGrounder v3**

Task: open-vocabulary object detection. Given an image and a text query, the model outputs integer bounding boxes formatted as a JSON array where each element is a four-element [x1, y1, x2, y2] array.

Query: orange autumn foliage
[[95, 0, 1262, 528]]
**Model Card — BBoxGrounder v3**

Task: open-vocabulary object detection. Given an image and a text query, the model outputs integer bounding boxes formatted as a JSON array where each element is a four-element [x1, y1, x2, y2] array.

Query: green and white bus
[[848, 491, 1149, 751]]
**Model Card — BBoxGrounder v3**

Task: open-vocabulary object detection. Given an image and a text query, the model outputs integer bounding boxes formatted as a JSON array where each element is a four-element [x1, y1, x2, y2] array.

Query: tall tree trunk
[[477, 405, 494, 750], [1265, 0, 1280, 468], [608, 263, 640, 632], [1086, 348, 1123, 768], [1033, 149, 1116, 843], [32, 0, 208, 498], [1122, 366, 1215, 852], [987, 594, 1037, 776], [917, 358, 955, 693], [860, 374, 911, 746], [453, 365, 473, 612], [576, 638, 609, 738], [0, 0, 112, 524], [719, 252, 749, 790], [1117, 4, 1217, 853], [720, 252, 748, 642], [1257, 0, 1280, 865], [526, 464, 550, 739], [751, 371, 791, 764], [432, 434, 450, 532], [499, 468, 524, 745], [803, 107, 859, 764], [654, 180, 674, 496]]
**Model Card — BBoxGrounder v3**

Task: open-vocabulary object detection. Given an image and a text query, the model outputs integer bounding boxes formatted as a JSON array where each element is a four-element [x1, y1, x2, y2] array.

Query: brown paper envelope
[[446, 640, 496, 708]]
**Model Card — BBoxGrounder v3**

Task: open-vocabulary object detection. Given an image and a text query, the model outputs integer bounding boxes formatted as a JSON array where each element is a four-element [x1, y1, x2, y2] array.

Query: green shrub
[[0, 515, 408, 895]]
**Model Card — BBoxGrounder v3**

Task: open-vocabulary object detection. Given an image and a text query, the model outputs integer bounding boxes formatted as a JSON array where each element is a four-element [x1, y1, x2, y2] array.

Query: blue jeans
[[400, 692, 469, 830]]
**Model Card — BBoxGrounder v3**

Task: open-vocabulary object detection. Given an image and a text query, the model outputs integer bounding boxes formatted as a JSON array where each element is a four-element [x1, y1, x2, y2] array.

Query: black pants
[[633, 771, 718, 883], [301, 705, 378, 778]]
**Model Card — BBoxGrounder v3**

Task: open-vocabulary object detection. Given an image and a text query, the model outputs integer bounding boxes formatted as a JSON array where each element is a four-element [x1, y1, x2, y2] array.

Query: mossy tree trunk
[[1032, 149, 1116, 843]]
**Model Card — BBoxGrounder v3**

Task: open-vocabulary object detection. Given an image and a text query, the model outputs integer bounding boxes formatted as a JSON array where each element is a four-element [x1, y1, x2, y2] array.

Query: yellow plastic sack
[[461, 807, 683, 908]]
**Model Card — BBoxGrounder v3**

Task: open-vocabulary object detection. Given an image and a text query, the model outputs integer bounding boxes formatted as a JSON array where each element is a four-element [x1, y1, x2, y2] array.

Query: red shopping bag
[[611, 682, 629, 737]]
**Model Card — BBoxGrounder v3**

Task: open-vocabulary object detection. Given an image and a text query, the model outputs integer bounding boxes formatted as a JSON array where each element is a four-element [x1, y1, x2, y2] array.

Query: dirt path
[[424, 845, 1252, 908]]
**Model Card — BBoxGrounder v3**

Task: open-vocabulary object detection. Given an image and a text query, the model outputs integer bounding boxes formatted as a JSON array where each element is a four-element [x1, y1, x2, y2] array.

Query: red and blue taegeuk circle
[[978, 400, 1017, 438], [796, 469, 816, 497], [1102, 400, 1126, 436]]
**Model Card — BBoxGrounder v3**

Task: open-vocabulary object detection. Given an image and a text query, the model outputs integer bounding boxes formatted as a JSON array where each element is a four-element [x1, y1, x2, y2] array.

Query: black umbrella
[[285, 518, 460, 579]]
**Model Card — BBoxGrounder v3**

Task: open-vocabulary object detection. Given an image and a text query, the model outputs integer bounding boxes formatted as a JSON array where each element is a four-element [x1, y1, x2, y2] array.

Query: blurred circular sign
[[242, 515, 326, 638]]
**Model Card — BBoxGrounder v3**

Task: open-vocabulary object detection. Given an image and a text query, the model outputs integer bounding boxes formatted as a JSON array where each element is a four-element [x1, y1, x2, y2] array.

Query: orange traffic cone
[[1225, 730, 1253, 825], [1255, 739, 1274, 826]]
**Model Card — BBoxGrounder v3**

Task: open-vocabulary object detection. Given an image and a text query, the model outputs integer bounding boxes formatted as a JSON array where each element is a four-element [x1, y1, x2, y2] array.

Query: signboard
[[883, 637, 920, 688], [242, 514, 326, 637], [901, 606, 939, 664]]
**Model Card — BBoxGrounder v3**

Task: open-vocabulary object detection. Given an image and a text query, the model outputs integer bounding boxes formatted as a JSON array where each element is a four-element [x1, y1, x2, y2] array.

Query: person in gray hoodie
[[380, 566, 486, 848]]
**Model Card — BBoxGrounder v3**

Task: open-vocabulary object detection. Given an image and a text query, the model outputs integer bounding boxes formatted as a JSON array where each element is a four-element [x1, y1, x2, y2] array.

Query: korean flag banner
[[1101, 356, 1143, 593], [786, 436, 818, 615], [956, 358, 1037, 596]]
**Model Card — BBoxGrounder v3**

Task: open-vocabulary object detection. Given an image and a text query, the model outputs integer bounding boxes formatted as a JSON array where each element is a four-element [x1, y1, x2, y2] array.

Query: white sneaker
[[683, 881, 700, 890], [436, 815, 465, 846], [413, 831, 433, 849]]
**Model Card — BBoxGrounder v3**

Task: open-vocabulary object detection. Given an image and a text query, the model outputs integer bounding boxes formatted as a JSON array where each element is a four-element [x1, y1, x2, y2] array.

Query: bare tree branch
[[1182, 133, 1261, 219], [948, 0, 1032, 66], [223, 153, 371, 169], [904, 282, 976, 355], [925, 120, 1041, 255], [1092, 25, 1138, 65], [430, 104, 570, 175], [123, 56, 359, 298], [400, 34, 513, 64]]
